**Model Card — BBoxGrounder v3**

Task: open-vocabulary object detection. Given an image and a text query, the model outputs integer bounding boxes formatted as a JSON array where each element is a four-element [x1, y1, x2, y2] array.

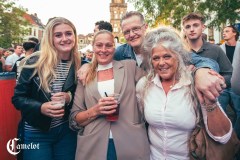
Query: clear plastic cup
[[105, 93, 120, 122], [51, 94, 65, 109]]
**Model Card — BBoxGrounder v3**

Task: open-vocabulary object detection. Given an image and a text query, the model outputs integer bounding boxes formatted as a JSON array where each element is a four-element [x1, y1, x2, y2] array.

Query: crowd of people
[[3, 9, 239, 160], [0, 37, 39, 79]]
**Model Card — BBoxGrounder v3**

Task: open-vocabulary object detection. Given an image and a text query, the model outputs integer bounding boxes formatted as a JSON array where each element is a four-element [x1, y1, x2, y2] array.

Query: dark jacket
[[114, 43, 136, 61], [12, 54, 77, 131]]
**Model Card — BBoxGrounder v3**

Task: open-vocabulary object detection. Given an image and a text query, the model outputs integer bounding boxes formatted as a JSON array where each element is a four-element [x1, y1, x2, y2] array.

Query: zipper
[[33, 78, 52, 131], [33, 78, 50, 101]]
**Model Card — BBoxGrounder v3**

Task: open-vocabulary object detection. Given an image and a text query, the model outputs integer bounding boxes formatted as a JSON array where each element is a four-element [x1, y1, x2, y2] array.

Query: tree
[[0, 0, 29, 48], [128, 0, 240, 30]]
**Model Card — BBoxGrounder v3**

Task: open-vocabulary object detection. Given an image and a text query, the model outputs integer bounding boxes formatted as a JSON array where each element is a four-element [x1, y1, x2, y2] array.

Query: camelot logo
[[6, 138, 40, 155]]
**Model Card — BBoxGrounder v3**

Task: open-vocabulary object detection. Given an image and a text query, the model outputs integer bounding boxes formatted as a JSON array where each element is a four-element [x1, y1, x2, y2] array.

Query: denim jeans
[[218, 88, 240, 139], [23, 122, 77, 160]]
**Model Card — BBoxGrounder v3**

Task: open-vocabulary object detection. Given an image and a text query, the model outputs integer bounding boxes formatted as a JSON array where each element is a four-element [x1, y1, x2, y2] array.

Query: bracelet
[[191, 67, 199, 76], [203, 103, 218, 112]]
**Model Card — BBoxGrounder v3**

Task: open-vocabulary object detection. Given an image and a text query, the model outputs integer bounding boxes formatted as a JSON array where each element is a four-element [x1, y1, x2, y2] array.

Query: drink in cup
[[51, 94, 65, 109], [105, 93, 120, 122]]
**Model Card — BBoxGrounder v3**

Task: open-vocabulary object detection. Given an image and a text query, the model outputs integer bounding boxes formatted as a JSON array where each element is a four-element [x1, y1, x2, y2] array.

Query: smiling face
[[152, 45, 178, 82], [93, 32, 115, 65], [121, 15, 147, 50], [53, 23, 75, 60]]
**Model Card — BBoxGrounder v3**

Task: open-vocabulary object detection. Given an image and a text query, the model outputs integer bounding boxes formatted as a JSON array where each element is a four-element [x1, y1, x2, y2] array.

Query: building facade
[[78, 33, 93, 51], [110, 0, 127, 42], [23, 13, 45, 42]]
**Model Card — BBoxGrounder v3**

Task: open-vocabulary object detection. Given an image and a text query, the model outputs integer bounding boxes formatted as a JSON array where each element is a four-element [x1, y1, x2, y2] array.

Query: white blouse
[[136, 75, 232, 160], [97, 62, 115, 139], [97, 62, 114, 97]]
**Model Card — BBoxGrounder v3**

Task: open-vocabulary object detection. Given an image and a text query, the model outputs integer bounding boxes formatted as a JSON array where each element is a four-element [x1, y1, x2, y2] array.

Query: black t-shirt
[[225, 44, 235, 64]]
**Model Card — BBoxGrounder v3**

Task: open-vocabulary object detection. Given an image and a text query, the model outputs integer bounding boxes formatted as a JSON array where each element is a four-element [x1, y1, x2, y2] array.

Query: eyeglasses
[[123, 24, 145, 37]]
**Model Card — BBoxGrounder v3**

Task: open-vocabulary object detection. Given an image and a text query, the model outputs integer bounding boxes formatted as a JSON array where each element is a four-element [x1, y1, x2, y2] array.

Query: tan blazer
[[70, 60, 150, 160]]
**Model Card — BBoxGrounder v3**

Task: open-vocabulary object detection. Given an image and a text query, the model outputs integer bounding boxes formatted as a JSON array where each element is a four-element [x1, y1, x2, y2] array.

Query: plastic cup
[[105, 93, 120, 122], [51, 95, 65, 109]]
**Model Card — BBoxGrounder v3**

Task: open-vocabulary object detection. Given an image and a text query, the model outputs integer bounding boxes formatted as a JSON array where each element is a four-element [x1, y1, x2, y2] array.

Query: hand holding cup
[[104, 93, 120, 122], [40, 92, 65, 118], [51, 92, 66, 108]]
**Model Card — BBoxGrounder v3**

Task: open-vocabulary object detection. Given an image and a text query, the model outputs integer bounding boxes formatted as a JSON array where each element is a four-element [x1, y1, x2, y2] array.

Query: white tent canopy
[[79, 44, 92, 53]]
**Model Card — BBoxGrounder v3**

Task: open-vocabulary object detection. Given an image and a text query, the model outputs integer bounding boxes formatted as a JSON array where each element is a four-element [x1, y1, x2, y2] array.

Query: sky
[[15, 0, 136, 35]]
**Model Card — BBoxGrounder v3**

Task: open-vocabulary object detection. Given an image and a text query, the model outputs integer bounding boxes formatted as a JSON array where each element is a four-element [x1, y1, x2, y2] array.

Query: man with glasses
[[114, 11, 147, 66], [114, 11, 225, 104]]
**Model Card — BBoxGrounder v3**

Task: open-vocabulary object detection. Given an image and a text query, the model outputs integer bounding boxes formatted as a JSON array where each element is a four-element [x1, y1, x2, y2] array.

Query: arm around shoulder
[[191, 53, 220, 72]]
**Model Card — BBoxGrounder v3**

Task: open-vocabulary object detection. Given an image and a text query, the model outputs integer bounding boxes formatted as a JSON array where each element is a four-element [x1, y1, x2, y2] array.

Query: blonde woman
[[12, 17, 80, 160], [70, 30, 150, 160]]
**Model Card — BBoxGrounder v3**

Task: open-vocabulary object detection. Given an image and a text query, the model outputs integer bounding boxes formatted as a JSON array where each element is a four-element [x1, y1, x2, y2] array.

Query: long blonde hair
[[85, 30, 115, 84], [31, 17, 80, 92]]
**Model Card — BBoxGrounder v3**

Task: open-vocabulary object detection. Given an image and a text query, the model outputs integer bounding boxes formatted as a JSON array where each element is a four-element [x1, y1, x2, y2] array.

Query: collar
[[152, 74, 162, 88], [122, 44, 136, 59], [192, 39, 210, 53], [134, 51, 143, 66], [97, 62, 113, 71], [14, 52, 21, 57]]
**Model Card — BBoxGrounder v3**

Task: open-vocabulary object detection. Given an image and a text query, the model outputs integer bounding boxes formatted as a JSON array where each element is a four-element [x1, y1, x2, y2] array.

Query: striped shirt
[[25, 60, 71, 131]]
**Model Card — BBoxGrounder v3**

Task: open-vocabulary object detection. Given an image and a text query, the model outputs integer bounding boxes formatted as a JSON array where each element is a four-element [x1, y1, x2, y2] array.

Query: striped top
[[25, 60, 71, 131]]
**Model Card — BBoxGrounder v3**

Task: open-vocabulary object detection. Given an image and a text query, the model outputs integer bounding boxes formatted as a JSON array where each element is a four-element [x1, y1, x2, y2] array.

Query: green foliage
[[0, 0, 29, 48], [120, 37, 127, 44], [128, 0, 240, 30]]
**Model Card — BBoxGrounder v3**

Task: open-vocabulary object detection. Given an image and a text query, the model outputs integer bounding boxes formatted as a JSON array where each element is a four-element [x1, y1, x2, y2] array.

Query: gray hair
[[120, 11, 145, 26], [140, 26, 200, 122], [142, 26, 191, 76]]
